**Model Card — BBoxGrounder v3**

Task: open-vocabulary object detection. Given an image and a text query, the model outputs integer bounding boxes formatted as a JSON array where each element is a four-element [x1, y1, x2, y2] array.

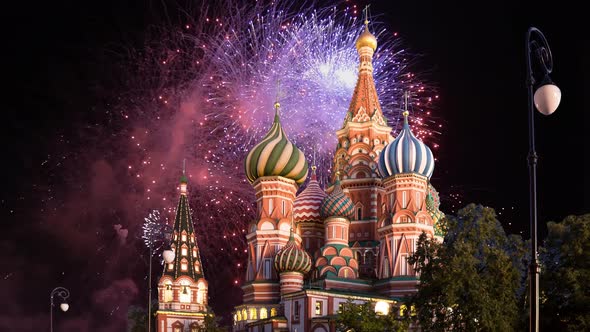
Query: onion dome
[[355, 21, 377, 51], [245, 103, 308, 185], [274, 229, 312, 274], [293, 166, 327, 223], [378, 112, 435, 179], [320, 174, 354, 219]]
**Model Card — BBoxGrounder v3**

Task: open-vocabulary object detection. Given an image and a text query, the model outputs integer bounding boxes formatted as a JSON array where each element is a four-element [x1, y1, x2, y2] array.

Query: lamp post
[[50, 287, 70, 332], [525, 27, 561, 332]]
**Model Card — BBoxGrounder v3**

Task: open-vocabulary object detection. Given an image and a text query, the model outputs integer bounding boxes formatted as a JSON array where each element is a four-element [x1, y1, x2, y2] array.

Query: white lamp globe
[[60, 303, 69, 312], [534, 83, 561, 115], [374, 301, 389, 315], [163, 250, 175, 264]]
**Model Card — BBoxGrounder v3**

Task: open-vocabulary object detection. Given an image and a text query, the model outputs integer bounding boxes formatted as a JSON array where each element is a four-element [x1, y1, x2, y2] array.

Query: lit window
[[260, 308, 268, 319], [181, 247, 188, 256], [242, 309, 247, 320], [167, 263, 174, 271], [315, 301, 322, 315], [173, 328, 181, 332], [270, 308, 277, 317], [181, 259, 188, 271], [164, 283, 173, 302], [193, 249, 197, 257], [182, 233, 187, 242], [338, 303, 343, 313], [249, 308, 257, 320], [194, 263, 200, 272], [236, 311, 241, 321]]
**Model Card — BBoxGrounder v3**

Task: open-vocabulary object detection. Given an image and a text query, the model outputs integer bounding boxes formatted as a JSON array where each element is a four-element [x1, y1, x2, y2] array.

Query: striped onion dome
[[378, 112, 435, 179], [293, 166, 327, 223], [320, 175, 354, 219], [274, 229, 312, 274], [245, 104, 308, 185]]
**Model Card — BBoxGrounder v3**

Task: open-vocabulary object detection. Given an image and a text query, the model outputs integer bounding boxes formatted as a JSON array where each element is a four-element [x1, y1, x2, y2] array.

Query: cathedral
[[232, 20, 444, 332]]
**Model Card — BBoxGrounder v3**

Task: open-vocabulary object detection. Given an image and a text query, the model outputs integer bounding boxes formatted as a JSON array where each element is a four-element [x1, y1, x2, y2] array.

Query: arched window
[[242, 309, 247, 320], [260, 308, 268, 319], [163, 282, 173, 302], [270, 308, 277, 317], [180, 284, 191, 303], [249, 308, 257, 320], [193, 248, 197, 258]]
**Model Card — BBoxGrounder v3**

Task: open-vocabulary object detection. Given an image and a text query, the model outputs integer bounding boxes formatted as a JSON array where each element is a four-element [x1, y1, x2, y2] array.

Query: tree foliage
[[540, 213, 590, 330], [408, 204, 524, 331], [335, 299, 409, 332]]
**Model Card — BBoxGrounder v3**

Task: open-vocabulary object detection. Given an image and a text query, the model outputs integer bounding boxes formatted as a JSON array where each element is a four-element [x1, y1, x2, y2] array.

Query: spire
[[180, 159, 188, 195], [403, 91, 409, 126], [162, 167, 205, 280], [348, 8, 383, 122]]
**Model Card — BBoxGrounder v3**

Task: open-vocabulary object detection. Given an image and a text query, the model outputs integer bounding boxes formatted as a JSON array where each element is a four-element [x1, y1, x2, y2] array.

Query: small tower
[[315, 173, 360, 279], [156, 168, 210, 332], [375, 93, 439, 297], [274, 228, 312, 295], [293, 165, 327, 257], [242, 101, 308, 304]]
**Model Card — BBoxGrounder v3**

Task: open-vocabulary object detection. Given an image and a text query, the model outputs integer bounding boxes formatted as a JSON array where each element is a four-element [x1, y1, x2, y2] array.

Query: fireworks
[[142, 209, 172, 255]]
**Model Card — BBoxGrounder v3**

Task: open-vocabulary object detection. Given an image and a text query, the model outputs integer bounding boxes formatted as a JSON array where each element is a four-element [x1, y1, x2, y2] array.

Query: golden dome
[[355, 23, 377, 51]]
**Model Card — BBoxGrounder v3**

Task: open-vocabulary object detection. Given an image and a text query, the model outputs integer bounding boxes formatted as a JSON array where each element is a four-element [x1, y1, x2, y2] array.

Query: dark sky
[[2, 0, 587, 330]]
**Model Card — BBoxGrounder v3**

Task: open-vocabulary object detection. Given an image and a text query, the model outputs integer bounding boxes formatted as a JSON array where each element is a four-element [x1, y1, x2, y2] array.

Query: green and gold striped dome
[[274, 230, 312, 274], [245, 105, 308, 185]]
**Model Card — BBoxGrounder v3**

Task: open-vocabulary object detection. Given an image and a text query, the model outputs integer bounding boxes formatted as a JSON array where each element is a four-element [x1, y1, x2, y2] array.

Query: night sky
[[2, 0, 587, 331]]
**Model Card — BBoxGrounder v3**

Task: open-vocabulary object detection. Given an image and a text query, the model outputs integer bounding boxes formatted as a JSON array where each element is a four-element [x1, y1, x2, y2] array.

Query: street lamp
[[50, 287, 70, 332], [525, 27, 561, 332]]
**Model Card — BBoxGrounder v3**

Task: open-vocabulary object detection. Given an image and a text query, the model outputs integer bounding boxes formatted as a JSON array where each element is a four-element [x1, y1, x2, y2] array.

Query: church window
[[315, 301, 323, 315], [193, 248, 197, 257], [294, 302, 300, 320], [249, 308, 257, 320], [402, 191, 407, 208], [401, 254, 408, 275], [260, 308, 268, 319], [236, 311, 241, 321], [164, 283, 173, 302], [242, 309, 247, 320], [357, 207, 362, 220], [416, 192, 421, 208], [194, 262, 200, 273], [269, 200, 273, 213], [167, 263, 174, 271], [181, 232, 187, 242], [181, 258, 188, 271], [270, 308, 277, 317], [181, 245, 188, 256], [264, 259, 272, 279], [282, 200, 285, 215]]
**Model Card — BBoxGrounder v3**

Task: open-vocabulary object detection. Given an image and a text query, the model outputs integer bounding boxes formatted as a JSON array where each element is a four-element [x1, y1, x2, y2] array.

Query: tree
[[540, 213, 590, 330], [335, 299, 409, 332], [408, 204, 524, 331], [199, 309, 226, 332], [127, 306, 147, 332]]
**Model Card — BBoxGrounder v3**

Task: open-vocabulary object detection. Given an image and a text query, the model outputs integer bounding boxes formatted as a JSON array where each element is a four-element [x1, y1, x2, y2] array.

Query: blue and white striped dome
[[378, 113, 435, 179]]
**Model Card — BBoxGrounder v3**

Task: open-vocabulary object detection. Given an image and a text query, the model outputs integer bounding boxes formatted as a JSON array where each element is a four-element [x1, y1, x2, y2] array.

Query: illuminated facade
[[156, 174, 210, 331], [234, 21, 444, 332]]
